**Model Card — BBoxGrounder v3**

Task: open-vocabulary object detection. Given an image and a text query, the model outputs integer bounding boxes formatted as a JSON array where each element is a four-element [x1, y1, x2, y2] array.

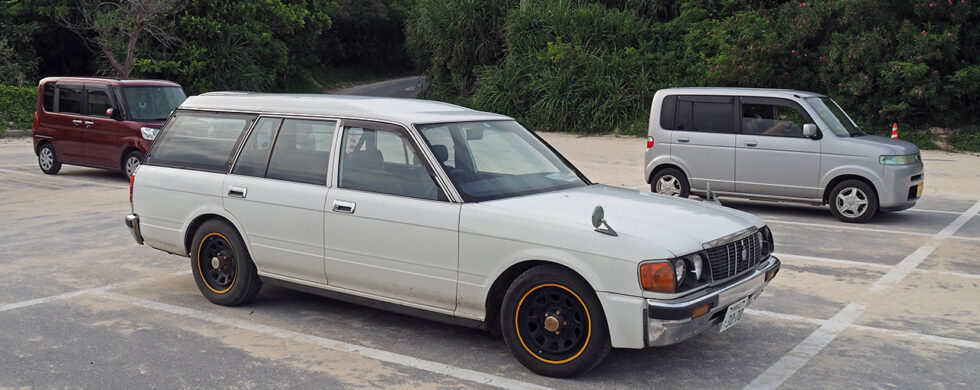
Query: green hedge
[[0, 85, 36, 133]]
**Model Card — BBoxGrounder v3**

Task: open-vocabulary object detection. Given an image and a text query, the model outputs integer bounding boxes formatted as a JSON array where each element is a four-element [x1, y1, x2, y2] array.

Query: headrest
[[431, 144, 449, 163]]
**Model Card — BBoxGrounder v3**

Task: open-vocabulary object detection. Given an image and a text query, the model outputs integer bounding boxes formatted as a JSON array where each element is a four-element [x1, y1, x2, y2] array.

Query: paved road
[[335, 76, 427, 98], [1, 136, 978, 389]]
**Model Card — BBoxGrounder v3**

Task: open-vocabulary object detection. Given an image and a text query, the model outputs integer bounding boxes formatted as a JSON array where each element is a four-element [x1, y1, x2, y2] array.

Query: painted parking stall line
[[0, 270, 189, 313], [745, 200, 980, 390]]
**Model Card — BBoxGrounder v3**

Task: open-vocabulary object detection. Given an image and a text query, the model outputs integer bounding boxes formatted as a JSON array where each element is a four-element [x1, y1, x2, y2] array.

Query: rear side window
[[659, 95, 676, 129], [146, 111, 255, 173], [265, 119, 336, 185], [43, 84, 54, 112], [57, 85, 84, 114], [664, 95, 735, 133], [232, 117, 281, 177]]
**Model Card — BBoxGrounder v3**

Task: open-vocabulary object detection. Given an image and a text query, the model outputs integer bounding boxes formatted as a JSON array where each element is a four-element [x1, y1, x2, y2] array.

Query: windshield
[[122, 86, 187, 121], [805, 96, 865, 137], [417, 120, 588, 202]]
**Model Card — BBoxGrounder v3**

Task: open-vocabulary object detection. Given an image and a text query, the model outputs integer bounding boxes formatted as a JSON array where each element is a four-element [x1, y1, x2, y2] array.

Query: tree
[[58, 0, 180, 78]]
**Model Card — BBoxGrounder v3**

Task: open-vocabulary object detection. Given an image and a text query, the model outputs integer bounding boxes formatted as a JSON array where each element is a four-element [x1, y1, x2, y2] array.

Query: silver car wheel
[[125, 156, 141, 177], [656, 175, 681, 196], [39, 148, 54, 170], [835, 187, 869, 217]]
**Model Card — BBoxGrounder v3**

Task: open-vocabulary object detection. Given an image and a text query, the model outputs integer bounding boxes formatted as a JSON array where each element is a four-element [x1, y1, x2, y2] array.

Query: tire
[[122, 150, 143, 178], [190, 220, 262, 306], [829, 180, 877, 223], [37, 143, 61, 175], [651, 168, 690, 198], [501, 265, 611, 378]]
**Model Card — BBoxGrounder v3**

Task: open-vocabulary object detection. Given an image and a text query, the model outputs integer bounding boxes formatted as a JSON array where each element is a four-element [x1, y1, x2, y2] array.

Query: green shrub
[[0, 85, 36, 133]]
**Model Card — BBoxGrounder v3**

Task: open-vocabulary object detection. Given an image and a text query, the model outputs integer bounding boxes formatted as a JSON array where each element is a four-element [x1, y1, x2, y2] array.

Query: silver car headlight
[[140, 127, 160, 140], [690, 253, 703, 280], [673, 259, 686, 284], [879, 154, 920, 165]]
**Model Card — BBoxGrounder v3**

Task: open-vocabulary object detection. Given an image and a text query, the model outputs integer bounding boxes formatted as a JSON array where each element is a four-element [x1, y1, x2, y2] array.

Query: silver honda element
[[644, 88, 924, 223]]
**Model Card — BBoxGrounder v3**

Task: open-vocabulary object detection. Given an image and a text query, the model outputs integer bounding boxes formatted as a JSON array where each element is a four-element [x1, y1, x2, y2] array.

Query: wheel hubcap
[[656, 175, 681, 196], [126, 157, 140, 176], [836, 187, 869, 217], [39, 149, 53, 170]]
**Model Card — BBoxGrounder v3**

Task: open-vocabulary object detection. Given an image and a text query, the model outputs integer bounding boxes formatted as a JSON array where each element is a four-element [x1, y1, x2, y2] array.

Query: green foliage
[[946, 127, 980, 153], [0, 85, 37, 132]]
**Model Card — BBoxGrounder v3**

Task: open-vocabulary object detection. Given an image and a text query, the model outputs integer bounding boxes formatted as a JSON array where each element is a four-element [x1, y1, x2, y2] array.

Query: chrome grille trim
[[704, 227, 769, 283]]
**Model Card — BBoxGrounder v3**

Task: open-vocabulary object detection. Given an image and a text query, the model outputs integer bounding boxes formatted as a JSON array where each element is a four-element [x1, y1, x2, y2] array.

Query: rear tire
[[501, 265, 611, 378], [829, 180, 877, 223], [38, 143, 61, 174], [190, 220, 261, 306], [651, 168, 690, 198]]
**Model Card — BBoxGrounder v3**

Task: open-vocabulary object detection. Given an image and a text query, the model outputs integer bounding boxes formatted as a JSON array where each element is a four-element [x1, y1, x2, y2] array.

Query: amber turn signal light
[[692, 304, 710, 319], [640, 262, 675, 293]]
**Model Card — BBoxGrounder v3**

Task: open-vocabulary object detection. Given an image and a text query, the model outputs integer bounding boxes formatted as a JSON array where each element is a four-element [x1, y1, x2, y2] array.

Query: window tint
[[265, 119, 336, 185], [675, 99, 692, 130], [122, 86, 186, 121], [57, 85, 84, 114], [232, 117, 281, 177], [87, 89, 111, 117], [691, 102, 733, 133], [339, 126, 442, 201], [146, 111, 255, 172], [660, 95, 676, 129], [742, 102, 807, 137], [43, 84, 54, 112]]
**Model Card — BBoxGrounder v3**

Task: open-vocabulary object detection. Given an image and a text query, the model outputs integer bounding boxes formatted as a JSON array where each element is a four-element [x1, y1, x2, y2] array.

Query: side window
[[675, 99, 692, 130], [741, 102, 807, 138], [145, 111, 255, 172], [232, 117, 281, 178], [419, 125, 455, 169], [57, 85, 84, 114], [691, 101, 734, 133], [265, 119, 336, 185], [339, 126, 443, 201], [87, 89, 111, 117], [660, 95, 676, 130], [43, 84, 54, 112]]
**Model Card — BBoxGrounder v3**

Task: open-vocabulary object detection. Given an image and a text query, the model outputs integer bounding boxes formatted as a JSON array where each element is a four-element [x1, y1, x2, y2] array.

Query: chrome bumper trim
[[125, 214, 144, 245]]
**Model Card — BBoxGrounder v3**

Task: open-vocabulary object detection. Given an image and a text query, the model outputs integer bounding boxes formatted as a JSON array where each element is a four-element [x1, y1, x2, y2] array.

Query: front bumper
[[879, 162, 924, 211], [125, 214, 144, 245], [645, 256, 780, 347]]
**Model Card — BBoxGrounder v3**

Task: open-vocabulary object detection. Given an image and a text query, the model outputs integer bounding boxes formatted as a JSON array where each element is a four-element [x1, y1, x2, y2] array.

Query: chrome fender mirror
[[592, 206, 617, 237]]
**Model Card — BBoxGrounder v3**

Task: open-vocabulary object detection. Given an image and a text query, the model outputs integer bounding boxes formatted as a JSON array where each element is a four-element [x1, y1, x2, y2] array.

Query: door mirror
[[105, 107, 115, 118], [803, 123, 818, 138]]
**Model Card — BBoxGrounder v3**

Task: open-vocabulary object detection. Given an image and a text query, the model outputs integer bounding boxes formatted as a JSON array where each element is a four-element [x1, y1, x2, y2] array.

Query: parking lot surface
[[1, 135, 978, 389]]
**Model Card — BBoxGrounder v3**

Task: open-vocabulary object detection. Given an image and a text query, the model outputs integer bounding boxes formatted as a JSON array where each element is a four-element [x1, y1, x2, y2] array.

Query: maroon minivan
[[33, 77, 187, 177]]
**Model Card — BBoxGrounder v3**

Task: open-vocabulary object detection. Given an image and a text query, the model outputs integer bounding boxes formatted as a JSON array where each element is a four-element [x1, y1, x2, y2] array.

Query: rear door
[[735, 97, 821, 198], [668, 95, 737, 192], [48, 83, 87, 163], [81, 83, 122, 168]]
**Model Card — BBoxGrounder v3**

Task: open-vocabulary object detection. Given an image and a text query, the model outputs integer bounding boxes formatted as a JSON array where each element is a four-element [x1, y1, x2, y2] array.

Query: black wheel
[[190, 220, 261, 305], [38, 143, 61, 174], [501, 265, 611, 378], [829, 179, 877, 223], [651, 168, 690, 198], [122, 150, 143, 177]]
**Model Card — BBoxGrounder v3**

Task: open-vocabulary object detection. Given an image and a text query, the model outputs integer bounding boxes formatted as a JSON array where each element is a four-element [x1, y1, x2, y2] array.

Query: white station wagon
[[125, 93, 781, 377]]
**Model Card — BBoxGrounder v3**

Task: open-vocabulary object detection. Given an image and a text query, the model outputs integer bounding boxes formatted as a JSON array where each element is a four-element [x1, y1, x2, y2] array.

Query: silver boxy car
[[644, 88, 924, 223]]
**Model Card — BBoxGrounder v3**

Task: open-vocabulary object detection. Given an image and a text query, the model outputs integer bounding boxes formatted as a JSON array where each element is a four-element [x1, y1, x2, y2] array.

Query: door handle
[[332, 200, 356, 214], [677, 137, 690, 143], [83, 120, 94, 126], [228, 186, 247, 198], [745, 141, 758, 147], [72, 119, 83, 125]]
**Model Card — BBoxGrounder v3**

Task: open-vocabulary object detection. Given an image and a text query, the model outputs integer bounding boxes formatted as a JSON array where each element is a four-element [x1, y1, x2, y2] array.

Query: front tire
[[501, 265, 611, 378], [829, 180, 877, 223], [651, 168, 690, 198], [123, 150, 143, 178], [190, 220, 261, 306], [38, 143, 61, 174]]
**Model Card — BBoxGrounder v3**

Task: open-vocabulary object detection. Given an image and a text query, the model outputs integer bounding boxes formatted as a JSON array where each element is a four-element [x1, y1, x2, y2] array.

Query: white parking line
[[907, 208, 968, 216], [746, 200, 980, 390], [0, 270, 189, 313], [0, 167, 128, 189], [98, 292, 553, 390], [767, 219, 936, 238], [778, 252, 980, 280]]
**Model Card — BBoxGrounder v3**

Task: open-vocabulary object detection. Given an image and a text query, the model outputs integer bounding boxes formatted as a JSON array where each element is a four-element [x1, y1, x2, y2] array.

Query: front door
[[48, 83, 87, 163], [735, 97, 821, 199], [323, 120, 460, 311]]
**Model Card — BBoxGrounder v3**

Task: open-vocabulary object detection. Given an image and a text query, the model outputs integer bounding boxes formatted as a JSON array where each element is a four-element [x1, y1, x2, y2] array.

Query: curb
[[0, 129, 33, 138]]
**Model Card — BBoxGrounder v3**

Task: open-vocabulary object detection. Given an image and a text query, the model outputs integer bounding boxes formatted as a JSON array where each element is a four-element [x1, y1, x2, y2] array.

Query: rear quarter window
[[146, 111, 256, 173]]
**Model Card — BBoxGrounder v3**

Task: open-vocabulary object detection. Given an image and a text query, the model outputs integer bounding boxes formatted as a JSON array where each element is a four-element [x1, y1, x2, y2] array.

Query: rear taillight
[[646, 136, 655, 148], [33, 112, 38, 131], [129, 174, 135, 203]]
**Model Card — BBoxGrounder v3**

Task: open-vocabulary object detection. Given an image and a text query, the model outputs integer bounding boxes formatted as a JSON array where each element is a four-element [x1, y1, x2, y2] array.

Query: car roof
[[39, 76, 182, 87], [656, 87, 825, 99], [180, 92, 513, 126]]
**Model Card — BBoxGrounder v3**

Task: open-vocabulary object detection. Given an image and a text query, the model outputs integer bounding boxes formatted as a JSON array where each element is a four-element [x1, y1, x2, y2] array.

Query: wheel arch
[[119, 146, 142, 171], [183, 213, 242, 256], [823, 174, 881, 207], [647, 163, 688, 184], [35, 138, 53, 155]]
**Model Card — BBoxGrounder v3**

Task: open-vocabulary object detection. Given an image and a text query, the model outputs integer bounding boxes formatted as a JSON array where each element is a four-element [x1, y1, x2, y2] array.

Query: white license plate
[[719, 296, 749, 333]]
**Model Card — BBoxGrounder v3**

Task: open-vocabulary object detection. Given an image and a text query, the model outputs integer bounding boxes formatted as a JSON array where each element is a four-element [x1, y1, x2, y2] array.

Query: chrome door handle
[[332, 200, 356, 214], [72, 119, 83, 125], [745, 141, 758, 147], [228, 186, 247, 198], [677, 137, 690, 143], [83, 120, 94, 125]]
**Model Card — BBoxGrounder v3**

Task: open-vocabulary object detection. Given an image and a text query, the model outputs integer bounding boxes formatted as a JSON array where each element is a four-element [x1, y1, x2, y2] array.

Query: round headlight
[[691, 254, 703, 280], [673, 259, 686, 283]]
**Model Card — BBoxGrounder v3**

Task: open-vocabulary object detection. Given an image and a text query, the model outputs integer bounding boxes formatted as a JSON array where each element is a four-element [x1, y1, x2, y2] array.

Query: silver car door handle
[[83, 120, 95, 125], [228, 186, 247, 198], [745, 141, 758, 147], [677, 137, 690, 143], [72, 119, 83, 125], [332, 200, 356, 214]]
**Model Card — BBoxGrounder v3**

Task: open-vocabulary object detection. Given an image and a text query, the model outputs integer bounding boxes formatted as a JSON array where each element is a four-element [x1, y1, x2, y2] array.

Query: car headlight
[[690, 253, 703, 280], [673, 259, 686, 283], [140, 127, 160, 140], [879, 154, 920, 165]]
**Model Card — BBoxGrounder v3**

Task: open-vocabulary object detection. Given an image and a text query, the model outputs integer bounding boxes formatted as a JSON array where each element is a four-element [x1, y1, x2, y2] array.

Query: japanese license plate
[[917, 182, 924, 197], [719, 296, 749, 333]]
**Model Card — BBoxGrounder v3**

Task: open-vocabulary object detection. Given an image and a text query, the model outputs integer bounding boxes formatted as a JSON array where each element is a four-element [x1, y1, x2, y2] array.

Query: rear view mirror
[[466, 128, 484, 141], [803, 123, 818, 138]]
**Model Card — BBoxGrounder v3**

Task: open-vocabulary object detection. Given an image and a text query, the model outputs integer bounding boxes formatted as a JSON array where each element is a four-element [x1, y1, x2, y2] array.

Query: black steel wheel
[[190, 219, 261, 306], [501, 265, 610, 377]]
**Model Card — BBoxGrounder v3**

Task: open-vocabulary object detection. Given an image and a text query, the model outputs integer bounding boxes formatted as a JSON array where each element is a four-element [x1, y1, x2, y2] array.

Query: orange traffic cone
[[891, 123, 898, 139]]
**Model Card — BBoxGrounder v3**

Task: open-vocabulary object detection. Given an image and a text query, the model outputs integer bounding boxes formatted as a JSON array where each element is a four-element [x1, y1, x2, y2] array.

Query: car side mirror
[[803, 123, 818, 138]]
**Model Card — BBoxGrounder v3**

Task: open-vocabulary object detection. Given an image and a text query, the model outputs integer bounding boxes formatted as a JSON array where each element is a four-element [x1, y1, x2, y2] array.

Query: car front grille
[[704, 229, 769, 281]]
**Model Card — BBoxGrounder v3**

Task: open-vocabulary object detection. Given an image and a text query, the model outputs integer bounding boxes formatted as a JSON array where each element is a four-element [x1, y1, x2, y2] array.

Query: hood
[[848, 134, 920, 155], [468, 184, 765, 261]]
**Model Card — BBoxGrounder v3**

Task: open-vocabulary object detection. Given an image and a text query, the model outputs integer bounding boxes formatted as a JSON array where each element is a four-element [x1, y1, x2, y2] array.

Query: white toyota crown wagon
[[125, 93, 780, 377]]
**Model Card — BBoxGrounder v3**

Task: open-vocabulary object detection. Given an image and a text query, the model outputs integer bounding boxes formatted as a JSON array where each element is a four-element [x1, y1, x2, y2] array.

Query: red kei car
[[33, 77, 186, 177]]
